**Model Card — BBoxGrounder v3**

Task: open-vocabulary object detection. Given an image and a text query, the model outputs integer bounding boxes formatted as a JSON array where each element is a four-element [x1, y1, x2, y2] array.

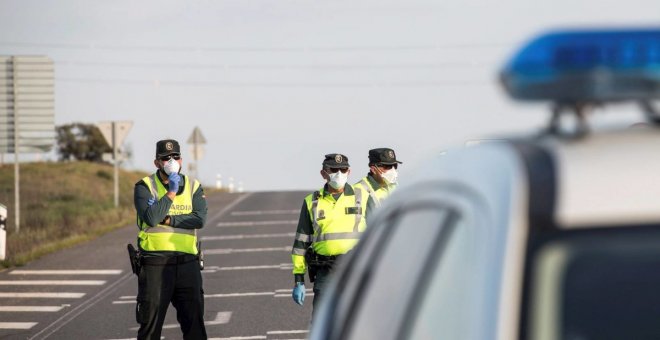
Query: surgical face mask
[[327, 171, 348, 189], [162, 158, 180, 175], [381, 168, 398, 185]]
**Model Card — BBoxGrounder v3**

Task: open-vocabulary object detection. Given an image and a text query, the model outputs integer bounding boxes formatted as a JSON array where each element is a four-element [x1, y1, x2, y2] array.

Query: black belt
[[141, 254, 198, 266]]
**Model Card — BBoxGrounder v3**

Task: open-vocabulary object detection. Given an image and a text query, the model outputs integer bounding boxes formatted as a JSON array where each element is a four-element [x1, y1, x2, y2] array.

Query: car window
[[317, 204, 401, 340], [403, 216, 478, 340], [345, 206, 455, 340], [528, 230, 660, 340]]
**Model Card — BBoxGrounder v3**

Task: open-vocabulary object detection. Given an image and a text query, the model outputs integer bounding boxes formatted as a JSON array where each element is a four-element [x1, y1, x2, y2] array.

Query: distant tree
[[56, 123, 111, 162]]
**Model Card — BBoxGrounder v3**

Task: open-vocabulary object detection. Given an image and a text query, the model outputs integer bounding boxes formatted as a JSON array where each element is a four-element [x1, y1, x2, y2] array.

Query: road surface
[[0, 191, 313, 340]]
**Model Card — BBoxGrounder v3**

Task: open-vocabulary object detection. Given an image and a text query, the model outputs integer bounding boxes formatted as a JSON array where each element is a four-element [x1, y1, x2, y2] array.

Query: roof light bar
[[501, 28, 660, 103]]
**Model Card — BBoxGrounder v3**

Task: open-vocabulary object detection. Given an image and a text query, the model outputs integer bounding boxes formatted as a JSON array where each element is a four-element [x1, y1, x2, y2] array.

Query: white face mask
[[381, 168, 398, 185], [327, 171, 348, 189], [163, 158, 180, 175]]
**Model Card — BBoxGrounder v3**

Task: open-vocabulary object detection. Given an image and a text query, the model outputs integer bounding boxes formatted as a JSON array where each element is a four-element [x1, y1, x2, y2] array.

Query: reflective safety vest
[[300, 186, 366, 256], [354, 175, 394, 208], [137, 174, 201, 254]]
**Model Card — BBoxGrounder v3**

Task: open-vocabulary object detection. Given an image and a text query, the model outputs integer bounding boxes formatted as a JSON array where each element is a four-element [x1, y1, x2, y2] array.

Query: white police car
[[309, 28, 660, 340]]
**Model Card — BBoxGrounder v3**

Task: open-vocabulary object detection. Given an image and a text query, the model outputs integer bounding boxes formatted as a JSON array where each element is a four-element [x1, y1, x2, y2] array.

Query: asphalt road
[[0, 191, 313, 340]]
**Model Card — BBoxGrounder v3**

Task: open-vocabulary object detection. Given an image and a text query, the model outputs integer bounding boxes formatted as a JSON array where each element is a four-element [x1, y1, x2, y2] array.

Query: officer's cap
[[322, 153, 350, 168], [368, 148, 402, 165], [155, 139, 181, 158]]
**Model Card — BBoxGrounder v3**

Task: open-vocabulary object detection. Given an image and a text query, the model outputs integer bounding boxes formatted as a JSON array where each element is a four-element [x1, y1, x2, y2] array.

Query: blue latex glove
[[168, 172, 181, 193], [292, 283, 305, 306], [147, 197, 156, 206]]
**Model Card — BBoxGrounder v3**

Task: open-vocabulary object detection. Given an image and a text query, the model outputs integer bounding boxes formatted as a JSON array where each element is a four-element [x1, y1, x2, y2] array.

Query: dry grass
[[0, 161, 149, 267]]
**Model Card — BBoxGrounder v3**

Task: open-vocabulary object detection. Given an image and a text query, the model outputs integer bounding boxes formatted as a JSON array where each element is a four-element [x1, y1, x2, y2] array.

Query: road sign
[[97, 121, 133, 148], [0, 56, 56, 233], [0, 56, 55, 154], [189, 145, 205, 161], [187, 126, 206, 144]]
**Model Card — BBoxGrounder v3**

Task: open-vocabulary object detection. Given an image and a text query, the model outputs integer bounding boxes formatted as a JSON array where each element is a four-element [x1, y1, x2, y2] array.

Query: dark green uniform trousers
[[137, 259, 207, 340], [312, 267, 332, 320]]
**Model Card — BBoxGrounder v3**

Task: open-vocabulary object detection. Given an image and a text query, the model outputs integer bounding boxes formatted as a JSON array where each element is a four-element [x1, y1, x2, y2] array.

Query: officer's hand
[[292, 282, 305, 306], [168, 173, 181, 193], [147, 197, 156, 206]]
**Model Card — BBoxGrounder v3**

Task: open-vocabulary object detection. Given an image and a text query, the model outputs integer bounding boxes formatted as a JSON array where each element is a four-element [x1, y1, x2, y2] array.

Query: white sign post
[[97, 121, 133, 207]]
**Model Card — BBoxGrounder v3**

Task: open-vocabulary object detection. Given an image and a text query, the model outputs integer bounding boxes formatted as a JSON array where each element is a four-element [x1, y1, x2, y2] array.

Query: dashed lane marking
[[208, 330, 308, 340], [0, 292, 85, 298], [0, 322, 38, 329], [129, 312, 232, 331], [9, 270, 122, 275], [0, 280, 106, 285], [201, 233, 295, 241], [0, 306, 65, 312], [216, 220, 297, 227], [202, 263, 292, 272], [204, 247, 290, 255], [112, 289, 313, 303], [267, 330, 309, 335], [210, 337, 266, 340], [230, 209, 299, 216]]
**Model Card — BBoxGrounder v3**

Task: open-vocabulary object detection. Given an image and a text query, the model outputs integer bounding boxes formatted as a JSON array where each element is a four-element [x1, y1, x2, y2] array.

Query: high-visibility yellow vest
[[291, 185, 367, 274], [354, 175, 394, 208], [137, 174, 200, 254]]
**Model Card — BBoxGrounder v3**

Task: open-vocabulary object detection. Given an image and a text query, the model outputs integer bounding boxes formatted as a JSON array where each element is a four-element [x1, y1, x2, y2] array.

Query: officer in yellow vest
[[353, 148, 402, 208], [291, 153, 373, 316], [133, 139, 208, 340]]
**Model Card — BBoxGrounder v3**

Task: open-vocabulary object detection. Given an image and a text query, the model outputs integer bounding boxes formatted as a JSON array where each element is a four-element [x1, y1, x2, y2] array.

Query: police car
[[309, 29, 660, 340]]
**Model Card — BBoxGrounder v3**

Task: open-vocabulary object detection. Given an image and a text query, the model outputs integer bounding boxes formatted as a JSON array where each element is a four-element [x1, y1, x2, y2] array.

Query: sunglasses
[[159, 154, 181, 161], [326, 168, 349, 174], [377, 163, 398, 170]]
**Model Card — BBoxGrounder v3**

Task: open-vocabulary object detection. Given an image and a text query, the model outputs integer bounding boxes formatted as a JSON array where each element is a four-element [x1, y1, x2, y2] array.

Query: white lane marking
[[10, 270, 122, 275], [217, 220, 297, 227], [0, 306, 65, 312], [114, 289, 313, 303], [205, 292, 274, 298], [0, 280, 106, 285], [208, 192, 253, 222], [201, 233, 295, 241], [267, 330, 309, 335], [28, 272, 134, 340], [0, 322, 38, 329], [202, 263, 292, 272], [274, 294, 314, 298], [274, 289, 312, 293], [130, 311, 231, 331], [230, 209, 299, 216], [208, 329, 308, 340], [210, 337, 266, 340], [0, 292, 85, 298], [204, 247, 290, 255]]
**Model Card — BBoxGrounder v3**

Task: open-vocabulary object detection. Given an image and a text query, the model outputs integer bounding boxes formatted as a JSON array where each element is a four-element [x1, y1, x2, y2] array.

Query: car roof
[[395, 125, 660, 232]]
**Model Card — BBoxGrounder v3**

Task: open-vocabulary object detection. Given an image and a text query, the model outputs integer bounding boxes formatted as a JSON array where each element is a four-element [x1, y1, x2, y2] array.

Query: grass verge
[[0, 161, 149, 268]]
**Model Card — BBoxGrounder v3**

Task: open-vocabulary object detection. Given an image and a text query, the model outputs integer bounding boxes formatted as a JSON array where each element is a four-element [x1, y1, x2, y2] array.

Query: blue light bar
[[501, 28, 660, 102]]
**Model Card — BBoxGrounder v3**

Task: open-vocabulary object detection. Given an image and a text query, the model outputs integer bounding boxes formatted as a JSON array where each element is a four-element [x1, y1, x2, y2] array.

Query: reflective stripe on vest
[[359, 178, 381, 208]]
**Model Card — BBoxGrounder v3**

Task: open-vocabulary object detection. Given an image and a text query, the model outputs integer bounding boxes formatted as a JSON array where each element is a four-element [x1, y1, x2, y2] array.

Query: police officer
[[291, 153, 373, 316], [133, 139, 208, 340], [353, 148, 402, 208]]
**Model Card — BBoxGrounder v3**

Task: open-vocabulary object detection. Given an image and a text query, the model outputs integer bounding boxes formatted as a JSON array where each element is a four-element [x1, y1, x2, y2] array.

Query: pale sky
[[1, 0, 658, 191]]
